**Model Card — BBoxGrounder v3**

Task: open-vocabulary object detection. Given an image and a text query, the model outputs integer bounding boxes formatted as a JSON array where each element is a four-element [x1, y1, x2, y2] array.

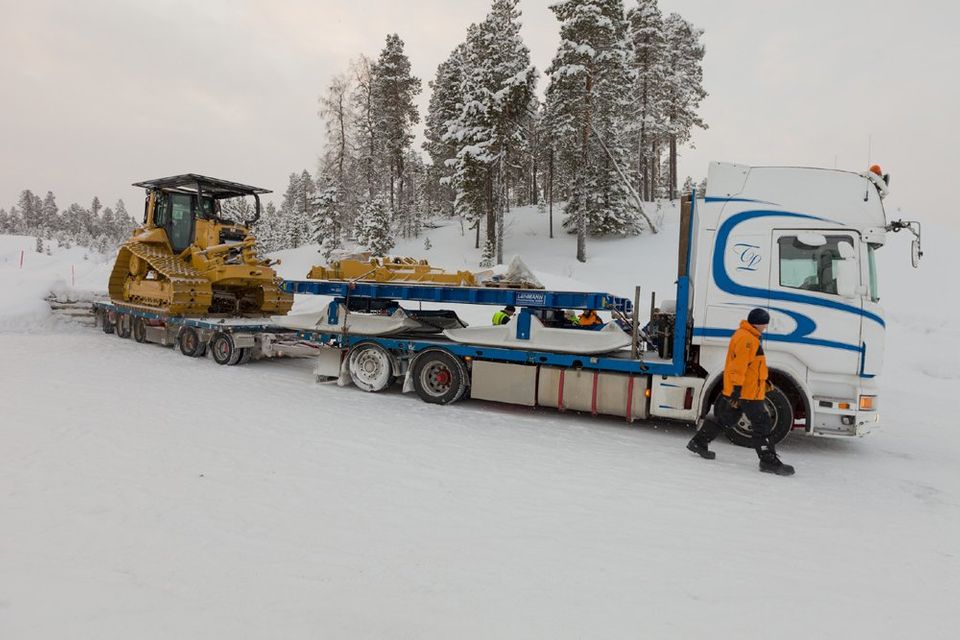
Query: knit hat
[[747, 308, 770, 326], [505, 305, 516, 312]]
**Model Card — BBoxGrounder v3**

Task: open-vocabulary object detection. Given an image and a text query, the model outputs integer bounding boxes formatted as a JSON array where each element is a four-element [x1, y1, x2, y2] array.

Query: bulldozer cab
[[133, 174, 270, 252], [152, 192, 206, 252]]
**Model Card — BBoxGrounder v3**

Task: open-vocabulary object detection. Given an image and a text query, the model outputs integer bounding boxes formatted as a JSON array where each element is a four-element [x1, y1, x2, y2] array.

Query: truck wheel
[[725, 387, 793, 447], [115, 313, 132, 338], [178, 327, 205, 357], [411, 349, 468, 405], [100, 308, 115, 334], [132, 317, 148, 343], [237, 347, 253, 365], [211, 332, 243, 366], [348, 343, 395, 392]]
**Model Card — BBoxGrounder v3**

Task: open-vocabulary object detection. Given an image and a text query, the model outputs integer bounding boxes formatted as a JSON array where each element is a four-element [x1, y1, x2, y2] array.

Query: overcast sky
[[0, 0, 956, 228]]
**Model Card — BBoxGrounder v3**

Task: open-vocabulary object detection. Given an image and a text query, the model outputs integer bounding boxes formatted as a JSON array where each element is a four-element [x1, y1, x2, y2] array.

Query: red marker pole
[[20, 249, 24, 269]]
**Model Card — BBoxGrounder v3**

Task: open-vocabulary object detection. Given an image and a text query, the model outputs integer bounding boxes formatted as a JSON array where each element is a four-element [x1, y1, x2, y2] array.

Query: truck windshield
[[867, 244, 880, 302]]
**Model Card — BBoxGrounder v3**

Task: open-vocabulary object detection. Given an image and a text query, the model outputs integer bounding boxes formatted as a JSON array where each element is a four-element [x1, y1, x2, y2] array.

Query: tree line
[[0, 189, 137, 254]]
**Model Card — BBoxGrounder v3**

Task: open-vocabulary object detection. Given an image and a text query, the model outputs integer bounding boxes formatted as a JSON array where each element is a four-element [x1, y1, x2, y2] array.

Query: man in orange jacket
[[686, 308, 795, 476]]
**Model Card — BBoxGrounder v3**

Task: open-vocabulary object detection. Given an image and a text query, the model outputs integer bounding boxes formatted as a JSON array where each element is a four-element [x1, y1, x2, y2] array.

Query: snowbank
[[0, 234, 111, 331]]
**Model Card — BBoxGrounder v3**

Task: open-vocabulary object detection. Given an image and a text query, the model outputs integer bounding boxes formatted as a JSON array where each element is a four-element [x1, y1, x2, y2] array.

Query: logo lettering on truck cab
[[733, 243, 762, 271]]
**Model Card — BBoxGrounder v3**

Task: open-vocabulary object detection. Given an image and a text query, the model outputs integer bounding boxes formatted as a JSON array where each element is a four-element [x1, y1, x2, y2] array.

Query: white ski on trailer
[[443, 314, 632, 355]]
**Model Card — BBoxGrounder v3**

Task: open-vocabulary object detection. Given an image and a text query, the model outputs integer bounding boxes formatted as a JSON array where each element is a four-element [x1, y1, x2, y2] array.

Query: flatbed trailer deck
[[92, 301, 320, 365]]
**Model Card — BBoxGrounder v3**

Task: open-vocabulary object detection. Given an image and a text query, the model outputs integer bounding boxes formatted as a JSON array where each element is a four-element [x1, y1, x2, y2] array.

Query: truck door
[[771, 231, 863, 376]]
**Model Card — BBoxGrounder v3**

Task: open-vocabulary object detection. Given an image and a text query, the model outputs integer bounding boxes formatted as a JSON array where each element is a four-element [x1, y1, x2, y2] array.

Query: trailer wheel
[[411, 349, 468, 405], [100, 308, 115, 334], [725, 387, 793, 447], [132, 317, 147, 343], [211, 332, 243, 366], [178, 327, 205, 357], [348, 343, 396, 392], [115, 313, 132, 339]]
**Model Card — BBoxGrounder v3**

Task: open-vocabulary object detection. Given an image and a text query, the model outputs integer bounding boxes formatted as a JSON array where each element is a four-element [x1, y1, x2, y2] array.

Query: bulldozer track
[[109, 242, 213, 316], [109, 241, 293, 316]]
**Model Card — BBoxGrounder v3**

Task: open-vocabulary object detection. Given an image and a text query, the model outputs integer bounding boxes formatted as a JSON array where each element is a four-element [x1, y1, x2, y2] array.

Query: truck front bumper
[[809, 397, 880, 438]]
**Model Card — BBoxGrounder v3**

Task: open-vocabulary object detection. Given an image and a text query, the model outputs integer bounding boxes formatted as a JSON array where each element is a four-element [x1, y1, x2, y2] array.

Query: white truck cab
[[688, 162, 919, 438]]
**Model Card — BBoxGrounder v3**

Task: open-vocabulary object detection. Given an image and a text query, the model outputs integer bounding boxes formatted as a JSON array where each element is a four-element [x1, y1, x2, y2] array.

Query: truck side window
[[778, 235, 853, 296]]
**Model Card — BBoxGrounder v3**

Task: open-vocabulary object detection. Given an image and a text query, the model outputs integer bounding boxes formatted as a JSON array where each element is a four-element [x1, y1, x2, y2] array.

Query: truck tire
[[115, 313, 132, 339], [132, 317, 148, 343], [211, 332, 243, 365], [411, 349, 468, 405], [178, 327, 205, 357], [725, 387, 793, 447], [100, 308, 115, 334], [348, 343, 395, 392]]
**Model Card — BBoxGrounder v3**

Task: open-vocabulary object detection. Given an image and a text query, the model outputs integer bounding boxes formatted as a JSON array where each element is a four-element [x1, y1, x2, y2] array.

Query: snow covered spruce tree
[[442, 0, 536, 266], [662, 12, 707, 200], [544, 0, 641, 262], [371, 34, 421, 237], [276, 171, 318, 249], [254, 201, 283, 253], [424, 43, 469, 220], [311, 182, 341, 260], [627, 0, 668, 201], [353, 197, 394, 256]]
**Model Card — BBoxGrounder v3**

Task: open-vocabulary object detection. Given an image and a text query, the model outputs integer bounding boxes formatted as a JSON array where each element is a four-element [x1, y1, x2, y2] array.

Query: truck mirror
[[796, 232, 827, 248], [836, 240, 858, 297], [911, 239, 922, 268]]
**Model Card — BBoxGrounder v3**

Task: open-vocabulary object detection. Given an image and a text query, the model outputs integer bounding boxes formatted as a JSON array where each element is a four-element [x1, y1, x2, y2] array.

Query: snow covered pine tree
[[545, 0, 641, 261]]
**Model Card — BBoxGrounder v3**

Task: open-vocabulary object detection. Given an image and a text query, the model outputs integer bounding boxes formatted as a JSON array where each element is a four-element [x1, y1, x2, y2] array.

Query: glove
[[729, 386, 741, 407]]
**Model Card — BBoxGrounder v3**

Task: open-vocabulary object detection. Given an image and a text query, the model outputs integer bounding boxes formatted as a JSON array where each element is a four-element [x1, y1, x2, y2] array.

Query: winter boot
[[759, 452, 795, 476], [686, 437, 716, 460]]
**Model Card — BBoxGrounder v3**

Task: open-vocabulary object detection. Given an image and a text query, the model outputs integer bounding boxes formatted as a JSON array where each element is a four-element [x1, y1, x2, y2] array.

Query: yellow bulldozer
[[108, 174, 293, 316]]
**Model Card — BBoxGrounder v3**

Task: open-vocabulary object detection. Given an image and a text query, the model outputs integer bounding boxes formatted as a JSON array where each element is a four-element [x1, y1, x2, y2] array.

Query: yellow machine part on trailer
[[307, 257, 479, 286], [108, 175, 294, 316]]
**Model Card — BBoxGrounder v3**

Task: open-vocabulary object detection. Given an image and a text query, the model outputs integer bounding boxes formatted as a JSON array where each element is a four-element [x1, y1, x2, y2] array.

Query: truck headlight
[[859, 395, 876, 411]]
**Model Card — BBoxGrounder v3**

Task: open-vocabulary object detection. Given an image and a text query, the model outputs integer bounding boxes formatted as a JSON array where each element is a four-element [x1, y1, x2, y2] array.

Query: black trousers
[[695, 395, 774, 456]]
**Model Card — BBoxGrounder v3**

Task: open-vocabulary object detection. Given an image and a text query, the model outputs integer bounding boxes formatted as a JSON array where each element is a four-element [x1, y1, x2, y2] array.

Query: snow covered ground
[[1, 208, 959, 638]]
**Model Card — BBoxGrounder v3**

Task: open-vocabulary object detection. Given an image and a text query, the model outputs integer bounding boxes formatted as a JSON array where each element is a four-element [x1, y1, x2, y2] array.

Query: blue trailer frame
[[281, 279, 634, 314], [281, 194, 698, 378], [290, 275, 690, 377]]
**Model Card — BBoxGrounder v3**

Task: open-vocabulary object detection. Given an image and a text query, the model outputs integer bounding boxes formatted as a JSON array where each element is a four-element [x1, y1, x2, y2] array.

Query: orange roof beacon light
[[869, 164, 883, 176]]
